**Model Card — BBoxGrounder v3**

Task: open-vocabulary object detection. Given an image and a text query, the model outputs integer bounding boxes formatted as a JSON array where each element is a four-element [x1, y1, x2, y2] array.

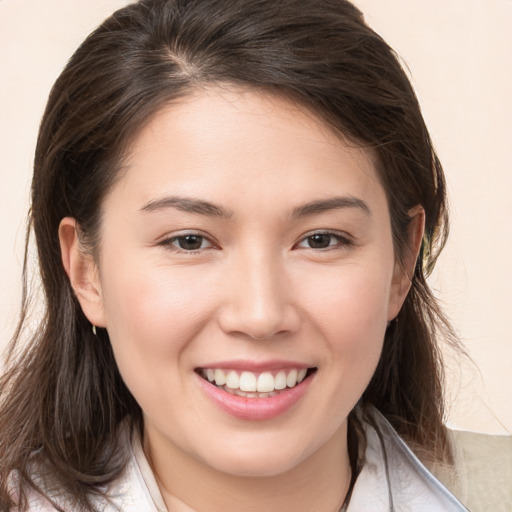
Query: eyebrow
[[292, 196, 371, 217], [140, 195, 233, 219], [140, 194, 370, 219]]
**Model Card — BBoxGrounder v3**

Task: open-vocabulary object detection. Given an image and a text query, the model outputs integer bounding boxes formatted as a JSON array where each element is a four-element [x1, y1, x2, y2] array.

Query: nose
[[217, 250, 301, 340]]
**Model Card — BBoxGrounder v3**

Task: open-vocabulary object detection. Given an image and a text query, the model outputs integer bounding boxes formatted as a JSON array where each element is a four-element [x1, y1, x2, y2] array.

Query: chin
[[214, 454, 303, 478], [196, 433, 314, 478]]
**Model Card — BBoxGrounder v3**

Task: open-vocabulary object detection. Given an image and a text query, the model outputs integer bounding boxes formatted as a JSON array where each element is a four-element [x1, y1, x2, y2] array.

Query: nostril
[[217, 301, 301, 341]]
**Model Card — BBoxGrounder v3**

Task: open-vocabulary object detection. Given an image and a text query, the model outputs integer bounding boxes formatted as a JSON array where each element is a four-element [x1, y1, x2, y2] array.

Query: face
[[71, 88, 413, 479]]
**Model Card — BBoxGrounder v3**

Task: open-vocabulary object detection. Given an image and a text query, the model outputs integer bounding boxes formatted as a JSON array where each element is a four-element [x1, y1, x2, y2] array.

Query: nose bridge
[[219, 245, 299, 339]]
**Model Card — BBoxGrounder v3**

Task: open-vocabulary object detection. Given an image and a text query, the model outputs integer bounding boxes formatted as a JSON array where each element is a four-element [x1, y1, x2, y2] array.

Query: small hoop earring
[[92, 325, 97, 335]]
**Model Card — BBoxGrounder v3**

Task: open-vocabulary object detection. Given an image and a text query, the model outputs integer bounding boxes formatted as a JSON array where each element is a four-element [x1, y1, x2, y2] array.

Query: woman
[[0, 0, 469, 510]]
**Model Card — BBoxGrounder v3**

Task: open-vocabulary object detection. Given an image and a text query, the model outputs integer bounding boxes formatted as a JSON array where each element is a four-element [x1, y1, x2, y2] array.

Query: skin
[[60, 88, 424, 512]]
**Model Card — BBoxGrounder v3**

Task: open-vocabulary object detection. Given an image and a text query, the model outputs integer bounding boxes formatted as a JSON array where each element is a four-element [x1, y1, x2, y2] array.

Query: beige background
[[1, 0, 510, 434]]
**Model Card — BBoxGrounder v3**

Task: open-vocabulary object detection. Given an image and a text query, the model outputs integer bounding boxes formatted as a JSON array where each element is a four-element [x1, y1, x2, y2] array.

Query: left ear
[[387, 205, 425, 321]]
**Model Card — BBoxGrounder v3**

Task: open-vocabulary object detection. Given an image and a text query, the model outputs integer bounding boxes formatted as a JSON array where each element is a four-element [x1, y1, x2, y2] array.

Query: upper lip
[[196, 359, 314, 372]]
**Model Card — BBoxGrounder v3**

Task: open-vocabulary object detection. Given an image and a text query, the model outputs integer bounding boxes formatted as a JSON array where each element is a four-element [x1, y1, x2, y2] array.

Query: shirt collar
[[347, 408, 468, 511]]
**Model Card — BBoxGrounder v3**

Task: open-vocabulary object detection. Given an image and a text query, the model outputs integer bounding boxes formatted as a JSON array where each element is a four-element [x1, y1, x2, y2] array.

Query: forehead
[[109, 87, 385, 215]]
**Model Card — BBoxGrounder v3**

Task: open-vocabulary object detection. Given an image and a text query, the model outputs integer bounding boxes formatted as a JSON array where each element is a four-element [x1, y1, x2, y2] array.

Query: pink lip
[[195, 370, 314, 421], [198, 359, 310, 372]]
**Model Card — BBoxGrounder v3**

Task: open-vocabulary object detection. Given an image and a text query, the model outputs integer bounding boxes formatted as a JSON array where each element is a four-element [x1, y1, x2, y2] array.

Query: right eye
[[159, 233, 215, 252]]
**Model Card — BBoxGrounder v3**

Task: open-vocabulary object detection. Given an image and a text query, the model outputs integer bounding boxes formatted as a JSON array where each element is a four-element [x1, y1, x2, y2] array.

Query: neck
[[144, 423, 351, 512]]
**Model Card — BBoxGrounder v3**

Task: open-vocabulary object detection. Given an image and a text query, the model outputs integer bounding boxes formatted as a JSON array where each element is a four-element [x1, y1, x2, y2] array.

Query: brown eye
[[296, 231, 351, 250], [176, 235, 203, 251], [175, 235, 206, 250], [160, 233, 214, 252], [306, 234, 333, 249]]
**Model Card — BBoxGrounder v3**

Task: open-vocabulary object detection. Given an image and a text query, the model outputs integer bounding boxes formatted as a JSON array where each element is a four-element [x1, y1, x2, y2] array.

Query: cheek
[[298, 259, 393, 395], [98, 257, 217, 393], [102, 255, 213, 334], [303, 262, 393, 340], [330, 285, 387, 370]]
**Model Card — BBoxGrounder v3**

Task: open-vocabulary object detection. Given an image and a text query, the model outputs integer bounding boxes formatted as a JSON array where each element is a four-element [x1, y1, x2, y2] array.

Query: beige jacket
[[431, 428, 512, 511]]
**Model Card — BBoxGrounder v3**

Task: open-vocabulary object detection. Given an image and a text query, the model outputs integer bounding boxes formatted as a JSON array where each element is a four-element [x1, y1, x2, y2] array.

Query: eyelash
[[158, 232, 217, 253], [294, 231, 352, 251], [158, 230, 352, 253]]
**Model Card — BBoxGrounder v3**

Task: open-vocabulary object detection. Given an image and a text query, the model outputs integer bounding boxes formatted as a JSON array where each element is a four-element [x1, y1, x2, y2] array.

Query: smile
[[197, 367, 317, 398]]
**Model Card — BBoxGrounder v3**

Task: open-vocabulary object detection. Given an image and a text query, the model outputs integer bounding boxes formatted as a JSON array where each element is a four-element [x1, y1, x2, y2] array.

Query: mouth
[[196, 367, 318, 398]]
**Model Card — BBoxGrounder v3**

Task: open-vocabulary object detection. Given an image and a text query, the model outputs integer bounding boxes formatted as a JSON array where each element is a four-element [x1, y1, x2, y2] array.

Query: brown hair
[[1, 0, 458, 509]]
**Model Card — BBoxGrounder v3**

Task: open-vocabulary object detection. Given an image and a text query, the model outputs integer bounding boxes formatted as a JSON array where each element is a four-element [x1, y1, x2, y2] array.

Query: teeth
[[256, 372, 274, 392], [214, 369, 226, 386], [226, 370, 239, 389], [286, 369, 298, 388], [239, 371, 257, 392], [203, 368, 311, 394], [274, 371, 287, 390]]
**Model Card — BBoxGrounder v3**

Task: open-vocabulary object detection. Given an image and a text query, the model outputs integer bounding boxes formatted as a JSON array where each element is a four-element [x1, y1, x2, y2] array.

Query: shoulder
[[6, 470, 63, 512], [7, 428, 162, 512], [103, 429, 164, 512], [439, 429, 512, 512], [347, 407, 468, 512]]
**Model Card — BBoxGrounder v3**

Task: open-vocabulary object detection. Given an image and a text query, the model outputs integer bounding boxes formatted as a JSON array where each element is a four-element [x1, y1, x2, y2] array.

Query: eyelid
[[294, 229, 353, 249], [157, 230, 219, 252]]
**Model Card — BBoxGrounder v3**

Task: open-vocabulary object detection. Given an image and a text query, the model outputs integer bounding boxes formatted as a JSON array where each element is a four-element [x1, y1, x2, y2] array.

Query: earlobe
[[58, 217, 106, 327], [387, 206, 425, 321]]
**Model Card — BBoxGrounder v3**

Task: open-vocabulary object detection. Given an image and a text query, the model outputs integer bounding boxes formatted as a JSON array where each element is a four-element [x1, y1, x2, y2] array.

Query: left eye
[[167, 234, 213, 251], [297, 233, 346, 249]]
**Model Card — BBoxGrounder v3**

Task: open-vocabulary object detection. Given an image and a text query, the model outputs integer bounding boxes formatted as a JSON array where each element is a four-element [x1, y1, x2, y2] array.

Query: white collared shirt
[[346, 409, 467, 511], [101, 409, 468, 511], [18, 409, 470, 511]]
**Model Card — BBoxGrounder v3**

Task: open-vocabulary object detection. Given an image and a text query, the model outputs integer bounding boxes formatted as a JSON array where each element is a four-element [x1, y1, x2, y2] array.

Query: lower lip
[[196, 372, 314, 421]]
